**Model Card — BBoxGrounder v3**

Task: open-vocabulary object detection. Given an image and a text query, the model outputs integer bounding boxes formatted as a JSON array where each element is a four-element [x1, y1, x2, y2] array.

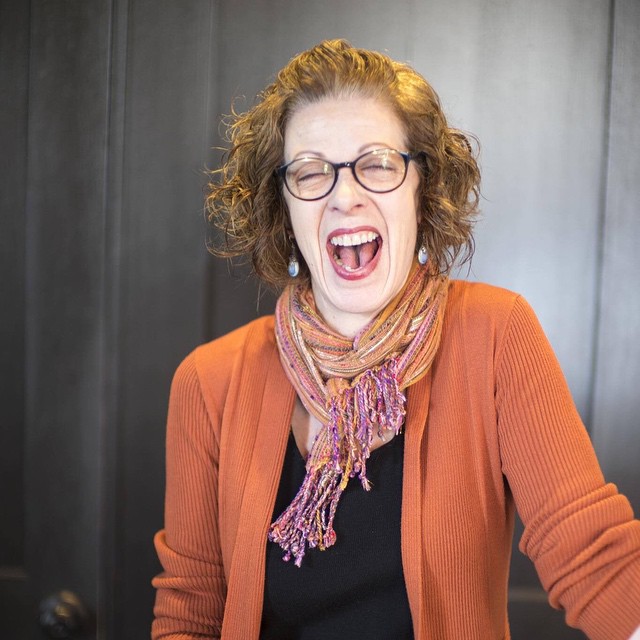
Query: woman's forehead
[[283, 96, 407, 159]]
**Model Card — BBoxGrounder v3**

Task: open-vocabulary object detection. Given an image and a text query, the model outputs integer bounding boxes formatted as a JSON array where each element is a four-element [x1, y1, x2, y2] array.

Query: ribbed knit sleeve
[[496, 296, 640, 640], [152, 351, 226, 639]]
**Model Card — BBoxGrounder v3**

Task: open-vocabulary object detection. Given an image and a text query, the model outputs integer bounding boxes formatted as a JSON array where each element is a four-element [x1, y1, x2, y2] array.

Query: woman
[[152, 40, 640, 639]]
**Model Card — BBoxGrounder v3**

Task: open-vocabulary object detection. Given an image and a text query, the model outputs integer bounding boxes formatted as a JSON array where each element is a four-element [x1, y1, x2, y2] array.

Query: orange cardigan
[[152, 281, 640, 639]]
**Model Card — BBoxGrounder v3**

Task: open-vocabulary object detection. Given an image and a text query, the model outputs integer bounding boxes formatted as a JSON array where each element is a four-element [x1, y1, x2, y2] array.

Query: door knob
[[39, 590, 92, 639]]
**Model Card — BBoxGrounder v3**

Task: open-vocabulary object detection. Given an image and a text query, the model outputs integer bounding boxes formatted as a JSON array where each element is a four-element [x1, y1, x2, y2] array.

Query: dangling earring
[[417, 240, 428, 265], [288, 239, 300, 278]]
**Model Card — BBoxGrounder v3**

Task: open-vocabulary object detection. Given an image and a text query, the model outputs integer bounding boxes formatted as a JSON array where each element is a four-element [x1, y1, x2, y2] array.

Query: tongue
[[358, 240, 377, 267], [337, 245, 358, 269], [336, 240, 377, 269]]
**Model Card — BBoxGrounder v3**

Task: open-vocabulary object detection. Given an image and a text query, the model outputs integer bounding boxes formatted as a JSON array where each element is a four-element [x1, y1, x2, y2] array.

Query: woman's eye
[[362, 161, 398, 173], [293, 163, 330, 184], [297, 170, 324, 182]]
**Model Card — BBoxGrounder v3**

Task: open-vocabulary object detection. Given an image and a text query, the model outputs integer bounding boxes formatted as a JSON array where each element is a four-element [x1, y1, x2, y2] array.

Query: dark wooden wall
[[0, 0, 30, 631], [1, 1, 638, 638]]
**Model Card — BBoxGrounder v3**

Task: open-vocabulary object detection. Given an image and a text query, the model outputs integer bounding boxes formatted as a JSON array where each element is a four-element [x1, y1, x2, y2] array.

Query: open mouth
[[329, 230, 381, 272]]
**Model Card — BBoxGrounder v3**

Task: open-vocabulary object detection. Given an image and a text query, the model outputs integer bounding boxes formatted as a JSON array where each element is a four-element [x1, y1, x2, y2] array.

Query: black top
[[261, 430, 414, 640]]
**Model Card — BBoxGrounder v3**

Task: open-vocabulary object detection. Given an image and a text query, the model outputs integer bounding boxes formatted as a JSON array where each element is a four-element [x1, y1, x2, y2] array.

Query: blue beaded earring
[[288, 239, 300, 278], [417, 242, 428, 265]]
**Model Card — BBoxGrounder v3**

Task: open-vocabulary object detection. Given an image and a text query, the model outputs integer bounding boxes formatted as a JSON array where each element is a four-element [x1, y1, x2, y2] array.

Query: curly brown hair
[[206, 39, 480, 290]]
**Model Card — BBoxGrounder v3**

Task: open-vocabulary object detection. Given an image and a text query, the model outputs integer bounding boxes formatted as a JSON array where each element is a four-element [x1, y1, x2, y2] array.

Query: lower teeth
[[334, 257, 358, 272]]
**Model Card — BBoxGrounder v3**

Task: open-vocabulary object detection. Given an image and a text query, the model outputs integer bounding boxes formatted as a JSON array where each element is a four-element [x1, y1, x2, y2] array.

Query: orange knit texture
[[152, 281, 640, 639]]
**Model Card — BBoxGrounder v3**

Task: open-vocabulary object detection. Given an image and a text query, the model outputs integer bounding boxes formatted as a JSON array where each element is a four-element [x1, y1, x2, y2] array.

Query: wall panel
[[0, 0, 30, 635], [592, 0, 640, 509], [412, 0, 610, 418], [24, 0, 112, 634], [115, 1, 218, 635], [0, 0, 29, 567]]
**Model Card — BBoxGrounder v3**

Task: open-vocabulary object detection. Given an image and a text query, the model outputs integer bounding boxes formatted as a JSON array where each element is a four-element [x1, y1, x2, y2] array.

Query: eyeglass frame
[[275, 148, 421, 201]]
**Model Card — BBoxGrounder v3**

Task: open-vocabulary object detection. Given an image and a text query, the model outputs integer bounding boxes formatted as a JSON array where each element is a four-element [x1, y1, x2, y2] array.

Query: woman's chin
[[311, 253, 412, 334], [313, 282, 391, 335]]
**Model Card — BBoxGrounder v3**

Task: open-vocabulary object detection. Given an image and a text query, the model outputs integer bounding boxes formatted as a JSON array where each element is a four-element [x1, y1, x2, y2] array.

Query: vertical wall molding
[[591, 0, 640, 508]]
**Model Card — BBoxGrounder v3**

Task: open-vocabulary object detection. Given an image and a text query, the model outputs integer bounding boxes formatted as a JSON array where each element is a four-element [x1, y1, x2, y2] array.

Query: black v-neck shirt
[[261, 431, 414, 639]]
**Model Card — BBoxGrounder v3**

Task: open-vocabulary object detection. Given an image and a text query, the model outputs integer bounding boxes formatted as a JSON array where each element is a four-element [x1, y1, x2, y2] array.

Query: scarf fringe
[[268, 359, 406, 566]]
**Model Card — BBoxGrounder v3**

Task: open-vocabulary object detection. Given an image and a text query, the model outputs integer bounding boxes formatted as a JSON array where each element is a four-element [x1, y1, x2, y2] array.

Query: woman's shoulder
[[447, 279, 523, 320], [444, 279, 540, 346], [194, 315, 276, 367], [193, 316, 276, 375], [171, 315, 276, 400]]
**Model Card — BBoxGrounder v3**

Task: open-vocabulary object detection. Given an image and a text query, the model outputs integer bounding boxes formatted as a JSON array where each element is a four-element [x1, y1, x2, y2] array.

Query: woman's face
[[283, 95, 420, 337]]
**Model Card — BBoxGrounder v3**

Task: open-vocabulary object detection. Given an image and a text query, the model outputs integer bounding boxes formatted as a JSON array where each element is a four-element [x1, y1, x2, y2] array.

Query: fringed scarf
[[269, 262, 448, 566]]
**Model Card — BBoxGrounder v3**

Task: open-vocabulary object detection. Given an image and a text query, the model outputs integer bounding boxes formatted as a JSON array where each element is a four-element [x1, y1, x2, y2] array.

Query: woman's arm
[[495, 296, 640, 640], [152, 352, 226, 639]]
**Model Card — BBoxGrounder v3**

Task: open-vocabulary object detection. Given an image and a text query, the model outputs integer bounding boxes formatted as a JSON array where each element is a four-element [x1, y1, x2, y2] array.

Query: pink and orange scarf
[[269, 262, 448, 566]]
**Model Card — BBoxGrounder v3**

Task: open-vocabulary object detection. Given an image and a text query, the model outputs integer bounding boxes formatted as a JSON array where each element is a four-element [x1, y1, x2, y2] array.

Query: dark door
[[1, 2, 107, 637], [1, 1, 226, 638]]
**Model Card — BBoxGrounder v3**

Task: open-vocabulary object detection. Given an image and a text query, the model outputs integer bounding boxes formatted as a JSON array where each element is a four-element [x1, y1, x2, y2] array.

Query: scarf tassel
[[268, 359, 406, 566]]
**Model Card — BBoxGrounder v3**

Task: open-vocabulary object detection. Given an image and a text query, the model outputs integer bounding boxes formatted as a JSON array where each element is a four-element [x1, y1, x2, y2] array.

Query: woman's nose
[[327, 167, 366, 212]]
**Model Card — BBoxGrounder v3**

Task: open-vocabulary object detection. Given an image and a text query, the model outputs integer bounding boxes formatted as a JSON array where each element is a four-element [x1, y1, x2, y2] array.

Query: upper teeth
[[330, 231, 379, 247]]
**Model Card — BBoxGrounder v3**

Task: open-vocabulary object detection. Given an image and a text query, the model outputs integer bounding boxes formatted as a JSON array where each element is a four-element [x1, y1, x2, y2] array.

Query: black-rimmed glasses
[[276, 148, 418, 201]]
